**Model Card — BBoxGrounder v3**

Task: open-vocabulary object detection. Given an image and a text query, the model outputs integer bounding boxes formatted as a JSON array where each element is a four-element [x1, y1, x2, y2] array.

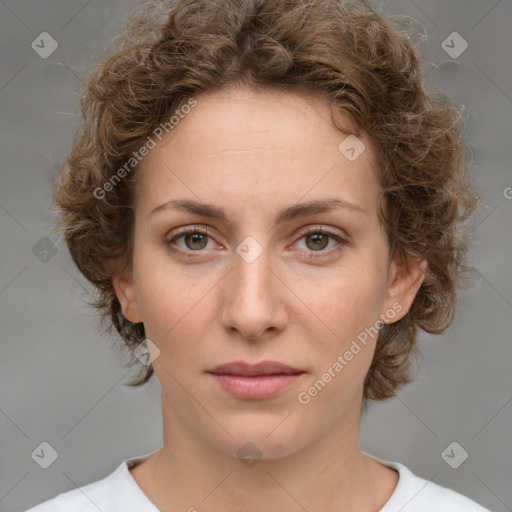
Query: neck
[[131, 390, 398, 512]]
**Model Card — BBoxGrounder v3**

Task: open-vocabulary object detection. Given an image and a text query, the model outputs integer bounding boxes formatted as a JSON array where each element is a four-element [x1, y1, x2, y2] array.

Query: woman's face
[[114, 87, 425, 460]]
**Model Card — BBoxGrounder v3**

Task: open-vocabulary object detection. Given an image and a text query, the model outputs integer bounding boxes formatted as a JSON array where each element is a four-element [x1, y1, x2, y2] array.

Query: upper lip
[[207, 361, 303, 376]]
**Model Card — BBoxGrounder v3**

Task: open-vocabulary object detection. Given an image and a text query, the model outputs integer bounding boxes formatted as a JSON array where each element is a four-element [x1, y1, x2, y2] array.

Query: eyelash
[[165, 225, 348, 260]]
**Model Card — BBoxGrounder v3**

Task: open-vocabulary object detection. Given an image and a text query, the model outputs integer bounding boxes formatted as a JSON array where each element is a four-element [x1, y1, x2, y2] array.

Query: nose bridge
[[220, 236, 285, 339], [232, 238, 274, 309]]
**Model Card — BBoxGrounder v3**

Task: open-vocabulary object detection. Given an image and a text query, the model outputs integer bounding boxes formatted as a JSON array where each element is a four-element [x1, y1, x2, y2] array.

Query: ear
[[380, 249, 428, 324], [112, 262, 143, 324]]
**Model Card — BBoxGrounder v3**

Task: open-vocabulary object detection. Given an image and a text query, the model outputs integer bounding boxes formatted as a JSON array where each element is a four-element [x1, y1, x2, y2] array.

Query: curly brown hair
[[51, 0, 480, 401]]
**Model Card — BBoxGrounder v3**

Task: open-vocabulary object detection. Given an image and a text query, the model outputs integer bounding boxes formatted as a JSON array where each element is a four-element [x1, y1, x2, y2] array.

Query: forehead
[[135, 87, 380, 217]]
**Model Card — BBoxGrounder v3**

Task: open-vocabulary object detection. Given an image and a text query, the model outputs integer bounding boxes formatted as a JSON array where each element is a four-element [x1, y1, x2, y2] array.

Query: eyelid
[[295, 224, 347, 239]]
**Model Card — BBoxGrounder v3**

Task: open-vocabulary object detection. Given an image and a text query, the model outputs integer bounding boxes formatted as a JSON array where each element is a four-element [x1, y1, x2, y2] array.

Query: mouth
[[206, 360, 305, 399]]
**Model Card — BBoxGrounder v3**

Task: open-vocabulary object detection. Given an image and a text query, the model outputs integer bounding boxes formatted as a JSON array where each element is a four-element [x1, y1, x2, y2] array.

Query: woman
[[26, 0, 490, 510]]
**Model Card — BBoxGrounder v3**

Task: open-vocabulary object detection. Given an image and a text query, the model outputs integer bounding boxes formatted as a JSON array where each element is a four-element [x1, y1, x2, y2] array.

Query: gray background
[[1, 0, 511, 511]]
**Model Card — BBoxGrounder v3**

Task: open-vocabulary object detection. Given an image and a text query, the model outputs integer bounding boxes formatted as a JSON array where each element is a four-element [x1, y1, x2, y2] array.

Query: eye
[[164, 225, 348, 259], [165, 227, 219, 255], [293, 226, 348, 257]]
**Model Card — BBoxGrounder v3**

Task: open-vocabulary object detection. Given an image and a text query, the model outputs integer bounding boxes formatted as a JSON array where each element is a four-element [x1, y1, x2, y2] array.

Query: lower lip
[[208, 373, 304, 399]]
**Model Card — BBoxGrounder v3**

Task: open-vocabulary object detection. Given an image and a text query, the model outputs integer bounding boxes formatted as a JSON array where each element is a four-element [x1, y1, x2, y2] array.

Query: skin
[[113, 86, 427, 512]]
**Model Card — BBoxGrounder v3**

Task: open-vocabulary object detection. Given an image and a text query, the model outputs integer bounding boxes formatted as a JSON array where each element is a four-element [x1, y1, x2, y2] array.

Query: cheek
[[302, 263, 385, 342], [298, 272, 384, 405], [133, 251, 219, 357], [140, 280, 206, 335]]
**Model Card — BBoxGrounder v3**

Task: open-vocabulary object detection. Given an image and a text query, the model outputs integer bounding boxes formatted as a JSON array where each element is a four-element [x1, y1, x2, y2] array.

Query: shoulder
[[23, 451, 159, 512], [419, 482, 491, 511], [380, 460, 492, 512], [23, 469, 118, 512]]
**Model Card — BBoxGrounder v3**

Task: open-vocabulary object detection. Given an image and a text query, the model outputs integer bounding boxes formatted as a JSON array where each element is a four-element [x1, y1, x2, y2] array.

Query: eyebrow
[[149, 197, 366, 223]]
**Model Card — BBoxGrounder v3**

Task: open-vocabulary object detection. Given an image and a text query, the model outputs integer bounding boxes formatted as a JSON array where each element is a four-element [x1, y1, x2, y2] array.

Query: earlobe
[[112, 265, 143, 324], [381, 253, 428, 324]]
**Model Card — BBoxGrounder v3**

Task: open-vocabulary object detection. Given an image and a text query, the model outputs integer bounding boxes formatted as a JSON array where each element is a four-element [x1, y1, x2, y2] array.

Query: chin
[[203, 414, 313, 463]]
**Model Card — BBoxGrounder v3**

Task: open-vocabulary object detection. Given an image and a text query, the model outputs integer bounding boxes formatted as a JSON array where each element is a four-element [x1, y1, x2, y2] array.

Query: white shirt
[[25, 449, 492, 511]]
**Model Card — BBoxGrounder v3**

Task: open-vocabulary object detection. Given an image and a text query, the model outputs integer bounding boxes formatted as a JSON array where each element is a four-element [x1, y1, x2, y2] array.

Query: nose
[[219, 243, 288, 342]]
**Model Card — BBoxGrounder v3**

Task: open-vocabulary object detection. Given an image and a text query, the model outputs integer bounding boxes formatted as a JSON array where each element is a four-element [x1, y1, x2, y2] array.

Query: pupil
[[187, 233, 207, 249], [308, 233, 328, 250]]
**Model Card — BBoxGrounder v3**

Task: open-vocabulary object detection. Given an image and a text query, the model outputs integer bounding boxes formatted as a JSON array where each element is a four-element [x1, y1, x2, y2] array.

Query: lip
[[208, 360, 303, 376], [206, 361, 305, 400]]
